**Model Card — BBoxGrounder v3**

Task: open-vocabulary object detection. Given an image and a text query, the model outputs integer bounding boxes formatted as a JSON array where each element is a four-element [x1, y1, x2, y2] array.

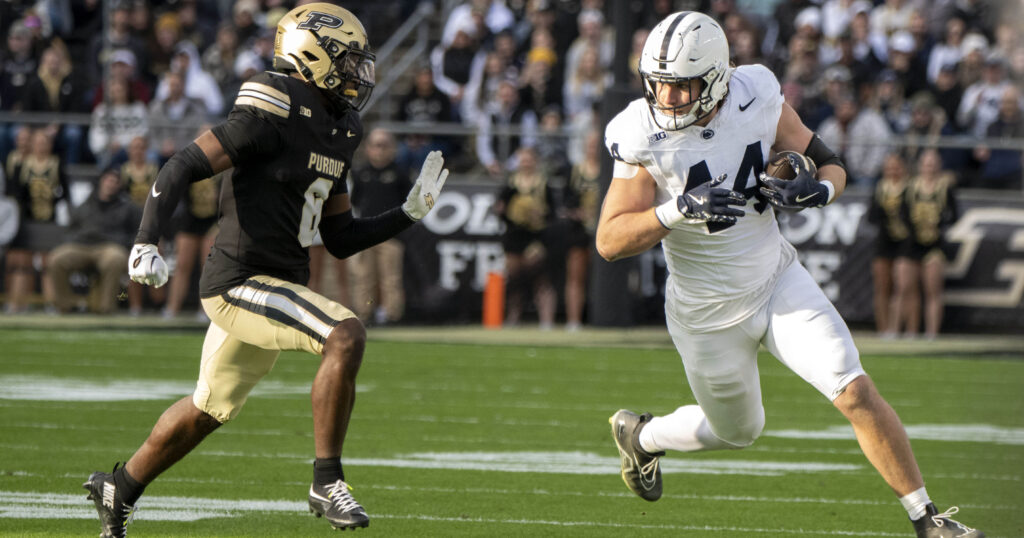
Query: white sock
[[638, 405, 731, 453], [900, 486, 931, 520]]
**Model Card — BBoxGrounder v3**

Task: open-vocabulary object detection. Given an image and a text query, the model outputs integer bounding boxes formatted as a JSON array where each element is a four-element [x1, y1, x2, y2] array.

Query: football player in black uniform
[[83, 4, 448, 536]]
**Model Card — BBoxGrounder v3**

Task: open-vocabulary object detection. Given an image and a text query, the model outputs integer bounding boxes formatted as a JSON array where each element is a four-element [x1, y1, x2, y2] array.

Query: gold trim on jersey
[[240, 81, 290, 105], [235, 95, 289, 118]]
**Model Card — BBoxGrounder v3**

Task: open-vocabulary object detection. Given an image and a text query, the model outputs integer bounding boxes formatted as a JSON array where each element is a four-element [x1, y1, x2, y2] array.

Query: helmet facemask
[[641, 67, 723, 131], [311, 34, 376, 111]]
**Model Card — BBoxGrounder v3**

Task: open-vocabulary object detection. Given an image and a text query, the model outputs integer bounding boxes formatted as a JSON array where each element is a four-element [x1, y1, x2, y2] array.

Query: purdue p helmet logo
[[296, 11, 346, 32]]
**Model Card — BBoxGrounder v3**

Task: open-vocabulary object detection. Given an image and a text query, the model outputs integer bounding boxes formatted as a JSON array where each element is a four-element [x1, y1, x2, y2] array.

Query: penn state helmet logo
[[297, 11, 345, 32]]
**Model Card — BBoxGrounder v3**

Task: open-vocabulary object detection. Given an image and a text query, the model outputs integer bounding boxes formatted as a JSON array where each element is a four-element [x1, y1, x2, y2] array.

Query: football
[[764, 150, 817, 180]]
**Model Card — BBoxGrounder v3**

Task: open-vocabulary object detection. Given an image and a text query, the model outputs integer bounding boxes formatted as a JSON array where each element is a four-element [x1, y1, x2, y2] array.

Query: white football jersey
[[605, 64, 797, 331]]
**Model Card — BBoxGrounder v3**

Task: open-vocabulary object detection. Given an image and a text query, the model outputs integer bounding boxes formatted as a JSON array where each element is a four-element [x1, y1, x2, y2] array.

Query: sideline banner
[[402, 183, 1024, 331]]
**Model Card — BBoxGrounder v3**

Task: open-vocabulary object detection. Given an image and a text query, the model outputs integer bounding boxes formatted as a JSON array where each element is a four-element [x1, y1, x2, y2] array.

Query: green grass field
[[1, 326, 1021, 537]]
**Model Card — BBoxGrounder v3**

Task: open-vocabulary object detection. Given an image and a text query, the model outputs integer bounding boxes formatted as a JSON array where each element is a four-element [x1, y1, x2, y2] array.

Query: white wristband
[[821, 180, 836, 205], [654, 198, 684, 229]]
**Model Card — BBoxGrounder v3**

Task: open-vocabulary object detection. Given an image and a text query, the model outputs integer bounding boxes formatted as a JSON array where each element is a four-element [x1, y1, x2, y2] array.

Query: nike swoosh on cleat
[[151, 183, 162, 198], [795, 193, 819, 203], [739, 97, 756, 111]]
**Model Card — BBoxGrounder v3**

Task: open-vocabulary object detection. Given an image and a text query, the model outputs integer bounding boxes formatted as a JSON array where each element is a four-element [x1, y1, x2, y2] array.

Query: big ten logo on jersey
[[777, 201, 869, 301], [307, 151, 345, 179], [421, 190, 504, 292]]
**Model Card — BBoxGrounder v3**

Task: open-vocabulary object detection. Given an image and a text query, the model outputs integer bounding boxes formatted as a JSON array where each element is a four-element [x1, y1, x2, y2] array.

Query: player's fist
[[655, 173, 746, 227], [403, 151, 450, 221], [758, 153, 829, 210], [128, 243, 168, 287]]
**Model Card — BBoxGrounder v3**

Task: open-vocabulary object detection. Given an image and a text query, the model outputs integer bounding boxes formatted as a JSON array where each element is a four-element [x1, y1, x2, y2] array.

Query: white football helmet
[[274, 3, 375, 110], [639, 12, 731, 130]]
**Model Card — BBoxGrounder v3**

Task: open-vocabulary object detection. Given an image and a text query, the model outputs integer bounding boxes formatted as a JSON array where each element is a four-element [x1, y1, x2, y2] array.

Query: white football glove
[[402, 150, 449, 221], [128, 243, 169, 287]]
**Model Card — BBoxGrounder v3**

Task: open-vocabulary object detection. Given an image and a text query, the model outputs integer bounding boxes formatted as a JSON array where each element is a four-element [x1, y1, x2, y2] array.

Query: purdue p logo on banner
[[297, 11, 344, 31]]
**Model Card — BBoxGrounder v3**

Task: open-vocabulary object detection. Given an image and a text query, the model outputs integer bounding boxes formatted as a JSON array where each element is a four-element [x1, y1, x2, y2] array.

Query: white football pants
[[642, 261, 865, 453]]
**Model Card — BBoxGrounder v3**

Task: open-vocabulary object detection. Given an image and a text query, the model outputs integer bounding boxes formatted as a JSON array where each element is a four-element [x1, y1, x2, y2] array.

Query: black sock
[[313, 457, 344, 484], [112, 465, 146, 506]]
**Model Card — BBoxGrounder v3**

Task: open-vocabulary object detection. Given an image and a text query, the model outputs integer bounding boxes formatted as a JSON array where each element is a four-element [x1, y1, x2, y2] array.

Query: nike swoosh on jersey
[[347, 130, 356, 138], [151, 183, 162, 198], [795, 192, 819, 203], [739, 97, 756, 111]]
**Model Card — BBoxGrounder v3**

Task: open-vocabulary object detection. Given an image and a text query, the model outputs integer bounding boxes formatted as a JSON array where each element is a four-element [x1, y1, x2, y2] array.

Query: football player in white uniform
[[598, 12, 983, 538]]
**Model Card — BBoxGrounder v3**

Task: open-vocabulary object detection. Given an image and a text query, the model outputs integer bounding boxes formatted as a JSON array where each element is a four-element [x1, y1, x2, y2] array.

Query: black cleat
[[609, 409, 665, 501], [913, 504, 985, 537], [82, 463, 136, 538], [309, 479, 369, 530]]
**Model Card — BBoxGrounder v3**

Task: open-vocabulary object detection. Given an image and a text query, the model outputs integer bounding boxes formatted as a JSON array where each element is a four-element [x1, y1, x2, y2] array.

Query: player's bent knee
[[324, 318, 366, 365], [833, 374, 876, 413], [711, 411, 765, 448]]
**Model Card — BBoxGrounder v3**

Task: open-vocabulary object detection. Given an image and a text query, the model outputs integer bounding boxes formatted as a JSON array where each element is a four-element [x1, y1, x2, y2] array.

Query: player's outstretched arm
[[130, 131, 233, 287], [319, 151, 450, 259]]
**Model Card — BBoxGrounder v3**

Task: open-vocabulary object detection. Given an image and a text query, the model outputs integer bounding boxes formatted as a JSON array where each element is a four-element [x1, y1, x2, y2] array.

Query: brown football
[[764, 150, 817, 180]]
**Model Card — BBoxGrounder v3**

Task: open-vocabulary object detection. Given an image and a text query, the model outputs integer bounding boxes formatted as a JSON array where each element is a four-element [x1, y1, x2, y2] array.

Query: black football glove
[[758, 154, 829, 210], [678, 173, 747, 224]]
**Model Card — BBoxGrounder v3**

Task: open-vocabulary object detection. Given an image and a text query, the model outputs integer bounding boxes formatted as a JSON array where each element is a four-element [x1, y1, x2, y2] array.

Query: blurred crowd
[[0, 0, 1022, 325]]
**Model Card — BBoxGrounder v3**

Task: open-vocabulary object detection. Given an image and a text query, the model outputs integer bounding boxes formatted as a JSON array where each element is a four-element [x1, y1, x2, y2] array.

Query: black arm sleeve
[[805, 134, 846, 172], [319, 207, 416, 259], [135, 143, 214, 244]]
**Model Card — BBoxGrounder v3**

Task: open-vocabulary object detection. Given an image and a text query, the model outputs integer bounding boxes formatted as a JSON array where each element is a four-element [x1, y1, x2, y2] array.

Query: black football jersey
[[200, 71, 363, 297]]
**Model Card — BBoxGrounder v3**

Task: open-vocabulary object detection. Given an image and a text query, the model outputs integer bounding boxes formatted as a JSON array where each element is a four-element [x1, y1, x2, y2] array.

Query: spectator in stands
[[147, 12, 182, 80], [0, 21, 37, 159], [443, 0, 515, 50], [431, 18, 482, 117], [4, 127, 31, 184], [957, 50, 1012, 137], [563, 9, 613, 90], [162, 169, 221, 320], [627, 28, 650, 91], [174, 0, 214, 52], [972, 86, 1024, 190], [46, 168, 138, 314], [535, 105, 570, 179], [818, 90, 892, 185], [901, 92, 963, 169], [886, 31, 928, 99], [20, 43, 87, 164], [561, 130, 601, 331], [90, 49, 153, 109], [231, 0, 262, 46], [4, 129, 66, 314], [955, 33, 988, 99], [519, 51, 560, 117], [476, 78, 537, 177], [88, 76, 148, 168], [148, 71, 208, 165], [927, 16, 965, 83], [893, 149, 959, 340], [396, 67, 455, 172], [930, 62, 964, 131], [1009, 45, 1024, 84], [874, 69, 911, 132], [201, 23, 241, 99], [867, 153, 911, 337], [463, 52, 512, 126], [154, 41, 223, 116], [821, 0, 872, 46], [497, 146, 556, 329], [562, 45, 610, 121], [120, 135, 157, 207], [869, 0, 914, 47], [347, 129, 412, 325], [86, 1, 146, 88]]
